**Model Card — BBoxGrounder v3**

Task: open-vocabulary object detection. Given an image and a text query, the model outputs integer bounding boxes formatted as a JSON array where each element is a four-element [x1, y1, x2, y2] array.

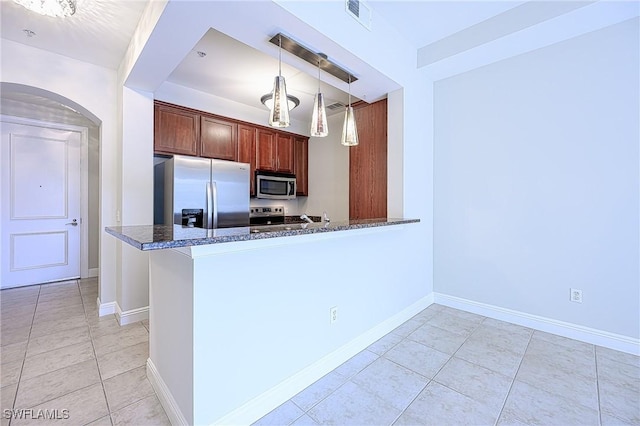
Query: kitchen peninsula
[[106, 218, 418, 250], [107, 217, 424, 425]]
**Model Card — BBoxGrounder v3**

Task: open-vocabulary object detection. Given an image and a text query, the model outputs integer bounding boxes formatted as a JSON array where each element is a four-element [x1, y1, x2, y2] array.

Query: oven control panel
[[250, 206, 284, 217], [250, 206, 285, 225]]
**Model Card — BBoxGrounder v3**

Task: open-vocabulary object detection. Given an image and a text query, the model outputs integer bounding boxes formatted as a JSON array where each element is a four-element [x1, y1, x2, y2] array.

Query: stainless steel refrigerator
[[154, 155, 250, 229]]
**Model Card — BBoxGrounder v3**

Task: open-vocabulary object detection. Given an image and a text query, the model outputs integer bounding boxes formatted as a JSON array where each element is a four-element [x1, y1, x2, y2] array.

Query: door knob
[[66, 219, 78, 226]]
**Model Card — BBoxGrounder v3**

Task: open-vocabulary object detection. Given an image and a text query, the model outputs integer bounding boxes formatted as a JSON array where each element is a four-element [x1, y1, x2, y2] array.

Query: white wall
[[88, 126, 100, 271], [150, 223, 428, 425], [116, 87, 154, 315], [298, 112, 350, 220], [0, 39, 119, 305], [433, 19, 639, 339]]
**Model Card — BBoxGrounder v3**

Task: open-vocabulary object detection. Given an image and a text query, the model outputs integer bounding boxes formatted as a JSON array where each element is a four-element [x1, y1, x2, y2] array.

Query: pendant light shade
[[341, 77, 359, 146], [311, 93, 328, 137], [310, 59, 328, 137], [341, 106, 359, 146], [268, 35, 291, 128], [269, 75, 290, 127], [13, 0, 76, 17]]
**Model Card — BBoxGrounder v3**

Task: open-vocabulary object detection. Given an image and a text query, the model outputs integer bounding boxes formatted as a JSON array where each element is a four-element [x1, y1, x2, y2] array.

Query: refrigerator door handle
[[211, 181, 219, 229], [206, 182, 213, 229]]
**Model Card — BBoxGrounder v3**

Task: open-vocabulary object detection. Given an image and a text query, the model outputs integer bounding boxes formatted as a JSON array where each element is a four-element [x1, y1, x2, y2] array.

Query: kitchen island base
[[145, 224, 427, 425]]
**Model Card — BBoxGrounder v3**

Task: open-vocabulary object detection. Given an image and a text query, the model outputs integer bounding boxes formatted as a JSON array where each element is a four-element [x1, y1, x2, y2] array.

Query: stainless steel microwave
[[256, 171, 296, 199]]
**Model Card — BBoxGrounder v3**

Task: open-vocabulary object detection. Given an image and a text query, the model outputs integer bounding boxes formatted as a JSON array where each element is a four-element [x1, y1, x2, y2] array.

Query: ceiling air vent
[[327, 102, 346, 111], [346, 0, 371, 31]]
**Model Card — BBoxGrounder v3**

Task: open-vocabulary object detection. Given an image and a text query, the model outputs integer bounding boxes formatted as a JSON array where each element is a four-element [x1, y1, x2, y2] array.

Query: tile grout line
[[291, 318, 425, 425], [13, 280, 111, 425], [594, 345, 603, 426], [295, 352, 378, 424], [387, 331, 440, 425], [81, 283, 160, 424], [3, 279, 165, 426], [390, 312, 484, 425], [375, 320, 436, 426], [383, 306, 452, 424], [8, 283, 41, 426], [416, 316, 487, 410], [388, 380, 431, 426], [11, 281, 108, 423], [80, 280, 115, 426], [491, 327, 534, 426], [255, 305, 639, 426]]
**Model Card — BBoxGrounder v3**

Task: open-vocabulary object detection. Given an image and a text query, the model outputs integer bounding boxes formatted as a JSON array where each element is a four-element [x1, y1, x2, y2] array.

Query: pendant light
[[269, 35, 291, 128], [341, 75, 359, 146], [310, 57, 329, 137]]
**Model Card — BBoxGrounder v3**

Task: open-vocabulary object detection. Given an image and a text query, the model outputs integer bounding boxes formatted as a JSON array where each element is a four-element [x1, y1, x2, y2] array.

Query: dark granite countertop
[[105, 218, 420, 251]]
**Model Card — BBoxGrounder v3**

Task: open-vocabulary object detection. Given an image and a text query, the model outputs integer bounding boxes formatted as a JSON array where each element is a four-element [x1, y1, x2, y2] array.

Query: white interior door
[[1, 120, 82, 288]]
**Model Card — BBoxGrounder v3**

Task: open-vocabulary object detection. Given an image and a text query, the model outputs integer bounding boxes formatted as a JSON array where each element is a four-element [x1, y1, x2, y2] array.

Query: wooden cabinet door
[[294, 137, 308, 196], [276, 133, 294, 173], [154, 103, 200, 156], [200, 116, 238, 161], [349, 99, 387, 219], [238, 124, 257, 196], [256, 128, 277, 171]]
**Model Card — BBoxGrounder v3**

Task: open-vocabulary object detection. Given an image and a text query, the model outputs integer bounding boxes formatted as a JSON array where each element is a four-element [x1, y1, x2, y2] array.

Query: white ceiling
[[0, 0, 148, 69], [369, 0, 526, 48], [0, 0, 606, 122], [166, 28, 360, 120]]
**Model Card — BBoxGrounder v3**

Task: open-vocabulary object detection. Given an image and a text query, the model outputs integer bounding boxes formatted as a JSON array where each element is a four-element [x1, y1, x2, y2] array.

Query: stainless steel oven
[[255, 171, 296, 199], [249, 206, 285, 225]]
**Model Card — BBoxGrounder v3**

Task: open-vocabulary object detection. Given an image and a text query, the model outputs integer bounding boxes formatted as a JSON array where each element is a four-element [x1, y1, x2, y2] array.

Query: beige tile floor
[[255, 305, 640, 426], [2, 280, 639, 425], [1, 279, 169, 426]]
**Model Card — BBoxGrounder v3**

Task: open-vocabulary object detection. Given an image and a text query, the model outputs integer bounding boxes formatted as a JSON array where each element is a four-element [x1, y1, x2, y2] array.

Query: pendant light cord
[[278, 35, 282, 77]]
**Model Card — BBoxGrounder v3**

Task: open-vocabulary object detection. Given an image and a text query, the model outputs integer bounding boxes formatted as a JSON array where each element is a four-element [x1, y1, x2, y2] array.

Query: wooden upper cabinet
[[200, 116, 238, 161], [256, 128, 277, 171], [294, 137, 309, 196], [238, 124, 257, 196], [276, 133, 294, 174], [255, 129, 295, 173], [154, 101, 307, 197], [154, 103, 200, 156]]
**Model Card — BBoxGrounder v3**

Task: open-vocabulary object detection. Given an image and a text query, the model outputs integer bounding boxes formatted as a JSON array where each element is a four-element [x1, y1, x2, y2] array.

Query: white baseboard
[[212, 294, 434, 426], [97, 297, 116, 316], [434, 293, 640, 356], [87, 268, 98, 278], [115, 302, 149, 326], [147, 358, 189, 426]]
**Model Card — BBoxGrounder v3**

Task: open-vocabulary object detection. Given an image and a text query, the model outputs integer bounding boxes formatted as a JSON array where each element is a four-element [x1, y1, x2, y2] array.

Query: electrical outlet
[[330, 306, 338, 324], [570, 288, 583, 303]]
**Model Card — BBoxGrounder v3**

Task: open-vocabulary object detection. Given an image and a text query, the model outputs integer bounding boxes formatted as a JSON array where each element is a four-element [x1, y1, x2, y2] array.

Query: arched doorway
[[1, 83, 101, 288]]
